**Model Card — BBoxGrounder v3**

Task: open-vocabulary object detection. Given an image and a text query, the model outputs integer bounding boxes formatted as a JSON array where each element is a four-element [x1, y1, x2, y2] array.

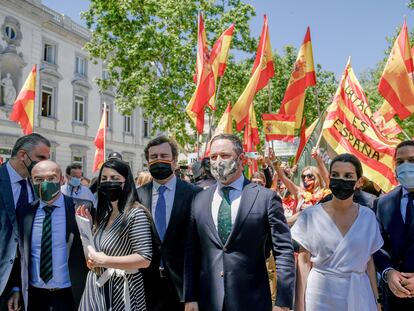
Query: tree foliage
[[83, 0, 337, 149]]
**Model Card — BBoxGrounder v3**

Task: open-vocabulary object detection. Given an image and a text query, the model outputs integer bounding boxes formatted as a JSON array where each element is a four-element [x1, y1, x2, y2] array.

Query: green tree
[[82, 0, 256, 147]]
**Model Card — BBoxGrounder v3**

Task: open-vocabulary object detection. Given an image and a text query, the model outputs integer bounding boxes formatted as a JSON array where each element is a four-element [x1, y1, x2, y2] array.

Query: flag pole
[[267, 82, 275, 150], [401, 128, 411, 140], [196, 132, 200, 160], [103, 101, 107, 161], [314, 85, 321, 119]]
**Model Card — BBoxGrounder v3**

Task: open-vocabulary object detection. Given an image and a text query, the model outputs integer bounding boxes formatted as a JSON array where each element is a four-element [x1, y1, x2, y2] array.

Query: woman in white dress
[[291, 153, 383, 311]]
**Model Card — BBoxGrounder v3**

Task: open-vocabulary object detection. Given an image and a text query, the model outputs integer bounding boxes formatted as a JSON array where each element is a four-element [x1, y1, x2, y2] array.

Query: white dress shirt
[[30, 194, 71, 289], [6, 161, 34, 207], [212, 174, 244, 230], [151, 175, 177, 227]]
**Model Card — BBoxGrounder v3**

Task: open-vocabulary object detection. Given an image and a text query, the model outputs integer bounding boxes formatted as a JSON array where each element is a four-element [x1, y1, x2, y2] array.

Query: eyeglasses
[[301, 174, 315, 180]]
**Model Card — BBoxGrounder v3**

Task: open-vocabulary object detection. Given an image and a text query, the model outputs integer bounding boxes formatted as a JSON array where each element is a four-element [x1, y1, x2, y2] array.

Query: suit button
[[14, 238, 18, 242], [223, 247, 227, 252], [220, 271, 224, 277], [9, 259, 13, 264]]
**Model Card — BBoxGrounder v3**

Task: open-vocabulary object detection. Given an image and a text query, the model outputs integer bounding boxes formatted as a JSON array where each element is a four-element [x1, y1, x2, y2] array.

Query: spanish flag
[[214, 102, 233, 136], [208, 24, 235, 109], [243, 104, 259, 175], [9, 65, 36, 135], [323, 59, 399, 192], [92, 105, 107, 172], [279, 27, 316, 129], [372, 108, 402, 139], [377, 100, 396, 122], [262, 113, 296, 142], [186, 14, 216, 134], [378, 19, 414, 120], [231, 15, 274, 131]]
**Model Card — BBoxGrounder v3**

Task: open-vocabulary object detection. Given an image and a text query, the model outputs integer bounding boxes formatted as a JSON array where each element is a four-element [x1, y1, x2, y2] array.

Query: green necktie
[[40, 205, 55, 283], [218, 186, 233, 244]]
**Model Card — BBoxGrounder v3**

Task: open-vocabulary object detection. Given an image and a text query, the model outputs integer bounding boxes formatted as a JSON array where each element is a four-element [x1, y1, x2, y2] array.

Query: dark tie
[[17, 179, 29, 211], [155, 185, 167, 241], [405, 192, 414, 231], [40, 205, 55, 283], [218, 186, 233, 244]]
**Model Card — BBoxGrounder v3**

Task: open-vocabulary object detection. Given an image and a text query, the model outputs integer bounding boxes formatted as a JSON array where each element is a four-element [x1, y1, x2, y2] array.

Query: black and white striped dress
[[79, 207, 152, 311]]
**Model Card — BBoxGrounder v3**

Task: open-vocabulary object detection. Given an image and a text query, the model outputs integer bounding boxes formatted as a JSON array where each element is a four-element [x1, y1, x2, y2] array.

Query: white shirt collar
[[153, 174, 177, 192], [217, 174, 245, 192], [6, 161, 25, 184]]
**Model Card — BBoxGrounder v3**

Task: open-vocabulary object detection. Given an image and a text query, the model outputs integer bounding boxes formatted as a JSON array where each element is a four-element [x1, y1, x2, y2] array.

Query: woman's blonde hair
[[136, 171, 153, 187]]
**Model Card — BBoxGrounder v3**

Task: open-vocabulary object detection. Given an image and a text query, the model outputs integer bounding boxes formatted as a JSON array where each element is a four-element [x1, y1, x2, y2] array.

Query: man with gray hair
[[0, 133, 50, 309]]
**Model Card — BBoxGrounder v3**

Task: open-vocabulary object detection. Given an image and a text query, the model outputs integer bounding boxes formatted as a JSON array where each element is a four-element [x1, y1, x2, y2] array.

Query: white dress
[[291, 204, 383, 311]]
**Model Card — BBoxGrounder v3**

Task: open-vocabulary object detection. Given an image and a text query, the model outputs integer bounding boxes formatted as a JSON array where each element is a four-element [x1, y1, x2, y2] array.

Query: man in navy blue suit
[[374, 140, 414, 310], [0, 134, 50, 310]]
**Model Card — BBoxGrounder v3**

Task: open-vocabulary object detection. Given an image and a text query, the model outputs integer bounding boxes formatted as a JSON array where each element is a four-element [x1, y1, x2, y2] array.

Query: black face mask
[[23, 152, 39, 176], [329, 178, 356, 200], [149, 161, 173, 180], [99, 181, 123, 202]]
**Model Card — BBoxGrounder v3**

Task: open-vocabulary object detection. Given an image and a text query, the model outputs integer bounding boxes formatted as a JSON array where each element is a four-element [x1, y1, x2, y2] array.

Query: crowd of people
[[0, 132, 413, 311]]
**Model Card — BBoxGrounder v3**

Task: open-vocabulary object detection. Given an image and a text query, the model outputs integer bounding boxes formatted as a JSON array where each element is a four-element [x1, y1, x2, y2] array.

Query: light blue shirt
[[61, 183, 97, 207], [152, 175, 177, 227], [6, 161, 34, 208], [401, 187, 414, 223], [30, 194, 71, 288]]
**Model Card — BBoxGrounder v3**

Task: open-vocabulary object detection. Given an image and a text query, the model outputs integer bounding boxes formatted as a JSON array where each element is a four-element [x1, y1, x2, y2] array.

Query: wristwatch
[[383, 268, 394, 283]]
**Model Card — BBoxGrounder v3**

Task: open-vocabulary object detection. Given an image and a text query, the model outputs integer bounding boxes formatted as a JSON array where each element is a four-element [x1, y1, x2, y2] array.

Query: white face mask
[[396, 162, 414, 189], [210, 156, 240, 184]]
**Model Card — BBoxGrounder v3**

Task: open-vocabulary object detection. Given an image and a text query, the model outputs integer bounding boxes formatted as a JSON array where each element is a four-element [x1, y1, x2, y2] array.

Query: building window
[[5, 26, 16, 40], [124, 116, 132, 134], [75, 56, 87, 76], [74, 95, 85, 123], [40, 85, 54, 117], [43, 43, 56, 64], [102, 69, 109, 80], [143, 119, 149, 138]]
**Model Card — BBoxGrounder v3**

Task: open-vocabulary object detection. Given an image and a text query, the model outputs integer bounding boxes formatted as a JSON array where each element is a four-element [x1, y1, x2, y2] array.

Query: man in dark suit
[[374, 140, 414, 310], [136, 136, 201, 311], [8, 160, 88, 311], [184, 134, 295, 311], [0, 134, 50, 310]]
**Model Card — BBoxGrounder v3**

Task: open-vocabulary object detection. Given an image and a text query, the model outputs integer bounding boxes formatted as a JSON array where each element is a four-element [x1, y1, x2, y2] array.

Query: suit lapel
[[0, 165, 18, 236], [225, 182, 259, 247], [23, 200, 38, 271], [164, 179, 184, 241]]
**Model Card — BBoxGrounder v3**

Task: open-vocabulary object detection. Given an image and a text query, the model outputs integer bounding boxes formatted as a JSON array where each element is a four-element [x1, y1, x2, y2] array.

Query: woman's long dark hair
[[94, 158, 139, 229]]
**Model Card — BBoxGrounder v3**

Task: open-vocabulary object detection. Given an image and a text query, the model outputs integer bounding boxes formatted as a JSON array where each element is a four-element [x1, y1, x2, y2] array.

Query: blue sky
[[43, 0, 413, 78]]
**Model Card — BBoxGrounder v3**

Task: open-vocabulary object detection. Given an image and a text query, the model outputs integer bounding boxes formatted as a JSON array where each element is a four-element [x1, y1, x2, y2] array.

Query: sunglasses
[[301, 174, 315, 180]]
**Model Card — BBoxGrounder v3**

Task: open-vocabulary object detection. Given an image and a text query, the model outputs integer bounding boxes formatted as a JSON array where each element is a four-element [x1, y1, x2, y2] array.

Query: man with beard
[[136, 136, 201, 311], [184, 134, 295, 311]]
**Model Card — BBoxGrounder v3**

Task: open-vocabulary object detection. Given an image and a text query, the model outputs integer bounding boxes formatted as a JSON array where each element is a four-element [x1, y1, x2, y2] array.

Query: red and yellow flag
[[9, 65, 36, 134], [372, 108, 402, 139], [231, 15, 274, 131], [323, 59, 400, 192], [214, 102, 233, 136], [208, 24, 235, 109], [279, 27, 316, 129], [92, 105, 107, 172], [378, 19, 414, 120], [294, 117, 308, 164], [262, 113, 296, 142], [243, 104, 259, 175], [186, 14, 216, 134]]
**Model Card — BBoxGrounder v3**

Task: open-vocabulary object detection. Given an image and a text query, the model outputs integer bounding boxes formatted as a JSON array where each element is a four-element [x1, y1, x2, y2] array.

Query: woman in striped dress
[[78, 159, 152, 311]]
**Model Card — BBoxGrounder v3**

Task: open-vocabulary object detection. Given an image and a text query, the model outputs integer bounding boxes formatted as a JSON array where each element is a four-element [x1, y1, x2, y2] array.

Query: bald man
[[9, 160, 88, 311]]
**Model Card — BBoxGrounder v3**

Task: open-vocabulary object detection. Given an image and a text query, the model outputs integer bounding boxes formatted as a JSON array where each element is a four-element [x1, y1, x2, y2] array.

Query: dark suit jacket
[[184, 180, 295, 311], [373, 186, 414, 310], [136, 178, 201, 308], [0, 163, 19, 295], [17, 195, 88, 309]]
